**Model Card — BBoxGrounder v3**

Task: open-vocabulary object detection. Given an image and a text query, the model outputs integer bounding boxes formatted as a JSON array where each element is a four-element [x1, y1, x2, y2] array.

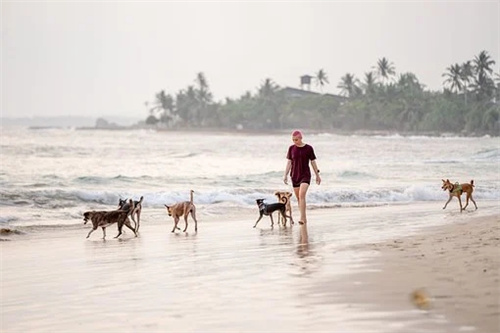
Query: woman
[[283, 130, 321, 225]]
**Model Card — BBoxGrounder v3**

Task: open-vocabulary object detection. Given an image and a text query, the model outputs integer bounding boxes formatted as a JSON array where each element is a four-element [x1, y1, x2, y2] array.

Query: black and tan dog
[[274, 190, 294, 226], [441, 179, 478, 212], [165, 190, 198, 232], [118, 196, 144, 232], [83, 199, 137, 239], [253, 198, 291, 228]]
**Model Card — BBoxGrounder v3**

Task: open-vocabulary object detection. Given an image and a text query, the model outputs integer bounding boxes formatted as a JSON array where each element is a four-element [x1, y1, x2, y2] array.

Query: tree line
[[144, 50, 499, 136]]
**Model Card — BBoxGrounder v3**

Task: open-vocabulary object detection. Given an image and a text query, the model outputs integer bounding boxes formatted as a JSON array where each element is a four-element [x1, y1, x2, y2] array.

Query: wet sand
[[1, 202, 499, 333]]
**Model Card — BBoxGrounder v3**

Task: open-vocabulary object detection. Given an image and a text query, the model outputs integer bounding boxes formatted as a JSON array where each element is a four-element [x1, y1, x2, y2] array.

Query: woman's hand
[[283, 176, 288, 185], [316, 174, 321, 185]]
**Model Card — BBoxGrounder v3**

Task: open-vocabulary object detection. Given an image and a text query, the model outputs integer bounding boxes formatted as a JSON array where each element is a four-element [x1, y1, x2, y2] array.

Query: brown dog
[[165, 190, 198, 232], [441, 179, 478, 212], [274, 190, 294, 226], [83, 199, 137, 239]]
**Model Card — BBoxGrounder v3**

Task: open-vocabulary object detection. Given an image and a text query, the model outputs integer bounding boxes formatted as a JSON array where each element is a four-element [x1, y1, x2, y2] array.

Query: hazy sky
[[2, 0, 499, 119]]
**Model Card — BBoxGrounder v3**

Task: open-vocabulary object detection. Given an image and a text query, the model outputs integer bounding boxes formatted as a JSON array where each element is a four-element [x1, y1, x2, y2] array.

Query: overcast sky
[[2, 0, 499, 119]]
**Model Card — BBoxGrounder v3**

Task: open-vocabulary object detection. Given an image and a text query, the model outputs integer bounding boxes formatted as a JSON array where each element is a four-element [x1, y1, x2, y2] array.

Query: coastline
[[331, 213, 500, 333]]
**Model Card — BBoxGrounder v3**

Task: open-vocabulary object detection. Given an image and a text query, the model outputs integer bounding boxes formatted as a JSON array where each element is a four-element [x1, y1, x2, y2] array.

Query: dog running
[[253, 198, 291, 228], [165, 190, 198, 232], [83, 199, 137, 239], [118, 196, 144, 232], [441, 179, 478, 212], [274, 190, 294, 226]]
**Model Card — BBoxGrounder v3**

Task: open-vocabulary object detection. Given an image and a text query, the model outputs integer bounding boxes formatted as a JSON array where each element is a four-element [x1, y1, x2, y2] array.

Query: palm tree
[[337, 73, 360, 98], [194, 72, 213, 126], [258, 78, 279, 98], [362, 72, 377, 95], [373, 57, 396, 85], [151, 90, 175, 125], [315, 69, 329, 92], [473, 50, 495, 77], [472, 51, 496, 100], [442, 64, 463, 93], [460, 61, 474, 104]]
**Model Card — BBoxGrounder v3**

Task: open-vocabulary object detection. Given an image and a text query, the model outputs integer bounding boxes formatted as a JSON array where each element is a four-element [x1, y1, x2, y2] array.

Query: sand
[[331, 214, 500, 333], [1, 203, 499, 332]]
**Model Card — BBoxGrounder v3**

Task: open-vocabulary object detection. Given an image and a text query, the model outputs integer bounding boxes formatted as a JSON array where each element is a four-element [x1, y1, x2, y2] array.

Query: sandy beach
[[329, 213, 500, 333], [1, 202, 499, 333]]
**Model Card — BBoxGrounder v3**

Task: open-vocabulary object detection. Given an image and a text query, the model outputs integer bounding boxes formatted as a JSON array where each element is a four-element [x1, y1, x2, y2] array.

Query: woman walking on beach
[[283, 130, 321, 225]]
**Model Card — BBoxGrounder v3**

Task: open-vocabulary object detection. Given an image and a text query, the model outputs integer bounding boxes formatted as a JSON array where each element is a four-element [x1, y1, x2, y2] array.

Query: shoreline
[[332, 213, 500, 333], [1, 205, 499, 332]]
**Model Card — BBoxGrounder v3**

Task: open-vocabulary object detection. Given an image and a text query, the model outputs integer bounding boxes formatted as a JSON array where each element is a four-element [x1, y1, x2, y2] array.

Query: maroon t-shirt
[[286, 144, 317, 186]]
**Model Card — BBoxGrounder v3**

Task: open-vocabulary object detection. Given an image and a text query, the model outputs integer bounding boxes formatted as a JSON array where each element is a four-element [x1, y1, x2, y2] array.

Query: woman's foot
[[298, 220, 306, 225]]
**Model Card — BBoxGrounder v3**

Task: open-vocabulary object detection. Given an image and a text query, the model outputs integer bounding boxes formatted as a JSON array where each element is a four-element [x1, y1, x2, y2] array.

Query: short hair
[[291, 130, 303, 138]]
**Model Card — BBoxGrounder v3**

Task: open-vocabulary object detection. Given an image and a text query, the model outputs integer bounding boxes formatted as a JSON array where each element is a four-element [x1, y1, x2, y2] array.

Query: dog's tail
[[137, 196, 144, 205], [470, 180, 474, 187], [190, 190, 194, 204], [281, 195, 289, 205]]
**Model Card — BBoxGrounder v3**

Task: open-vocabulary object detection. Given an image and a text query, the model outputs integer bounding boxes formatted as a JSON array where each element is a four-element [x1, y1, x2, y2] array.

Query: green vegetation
[[145, 50, 499, 136]]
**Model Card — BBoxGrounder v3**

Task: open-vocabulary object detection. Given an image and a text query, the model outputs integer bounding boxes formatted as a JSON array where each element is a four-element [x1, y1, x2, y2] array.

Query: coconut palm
[[258, 78, 280, 98], [195, 72, 213, 126], [315, 69, 329, 92], [337, 73, 360, 97], [151, 90, 175, 124], [473, 50, 495, 77], [362, 71, 377, 95], [442, 64, 463, 93], [373, 57, 396, 85]]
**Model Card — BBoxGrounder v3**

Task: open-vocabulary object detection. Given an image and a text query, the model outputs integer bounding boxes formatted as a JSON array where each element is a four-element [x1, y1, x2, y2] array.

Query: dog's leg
[[280, 210, 288, 227], [462, 194, 470, 210], [470, 195, 478, 210], [190, 207, 198, 232], [442, 195, 453, 209], [269, 214, 274, 227], [253, 214, 264, 228], [114, 222, 123, 238], [124, 219, 137, 237], [182, 210, 190, 232], [102, 227, 107, 240], [86, 228, 96, 239], [171, 217, 180, 233], [457, 195, 463, 212], [135, 210, 141, 232]]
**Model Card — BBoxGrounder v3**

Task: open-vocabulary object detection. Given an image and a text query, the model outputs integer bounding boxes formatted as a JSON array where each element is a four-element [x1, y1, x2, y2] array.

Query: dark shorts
[[292, 178, 311, 188]]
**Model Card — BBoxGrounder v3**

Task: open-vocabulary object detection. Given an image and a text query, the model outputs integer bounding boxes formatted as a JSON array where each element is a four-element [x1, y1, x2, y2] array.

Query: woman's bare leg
[[294, 183, 309, 224]]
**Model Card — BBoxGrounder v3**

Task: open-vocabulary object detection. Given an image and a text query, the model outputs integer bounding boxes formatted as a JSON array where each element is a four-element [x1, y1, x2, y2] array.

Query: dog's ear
[[164, 204, 169, 208]]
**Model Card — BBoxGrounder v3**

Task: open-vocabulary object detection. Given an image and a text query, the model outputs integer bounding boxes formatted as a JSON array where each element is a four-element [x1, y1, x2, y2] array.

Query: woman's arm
[[311, 160, 321, 185], [283, 159, 292, 184]]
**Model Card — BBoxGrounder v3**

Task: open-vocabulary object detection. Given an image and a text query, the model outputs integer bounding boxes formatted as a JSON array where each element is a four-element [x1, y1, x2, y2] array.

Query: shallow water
[[2, 201, 498, 332]]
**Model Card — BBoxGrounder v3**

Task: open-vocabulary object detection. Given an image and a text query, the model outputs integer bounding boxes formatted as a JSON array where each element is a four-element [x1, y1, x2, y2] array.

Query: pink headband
[[292, 130, 302, 138]]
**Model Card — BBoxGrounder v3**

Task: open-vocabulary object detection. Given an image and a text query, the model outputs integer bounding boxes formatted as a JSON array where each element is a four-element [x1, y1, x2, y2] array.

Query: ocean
[[1, 127, 498, 228]]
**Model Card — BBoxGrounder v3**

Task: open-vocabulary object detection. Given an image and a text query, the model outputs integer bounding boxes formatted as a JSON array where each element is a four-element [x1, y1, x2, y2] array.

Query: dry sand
[[332, 213, 500, 333]]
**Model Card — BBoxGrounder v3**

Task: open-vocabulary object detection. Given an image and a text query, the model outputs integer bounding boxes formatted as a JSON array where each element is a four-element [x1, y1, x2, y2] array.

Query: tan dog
[[83, 199, 137, 239], [441, 179, 478, 212], [118, 196, 144, 232], [274, 190, 294, 226], [165, 190, 198, 232]]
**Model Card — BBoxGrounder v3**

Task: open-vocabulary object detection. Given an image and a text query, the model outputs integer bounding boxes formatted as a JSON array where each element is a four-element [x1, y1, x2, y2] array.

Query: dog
[[165, 190, 198, 232], [118, 196, 144, 232], [274, 190, 294, 226], [83, 199, 137, 239], [441, 179, 478, 212], [253, 198, 291, 228]]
